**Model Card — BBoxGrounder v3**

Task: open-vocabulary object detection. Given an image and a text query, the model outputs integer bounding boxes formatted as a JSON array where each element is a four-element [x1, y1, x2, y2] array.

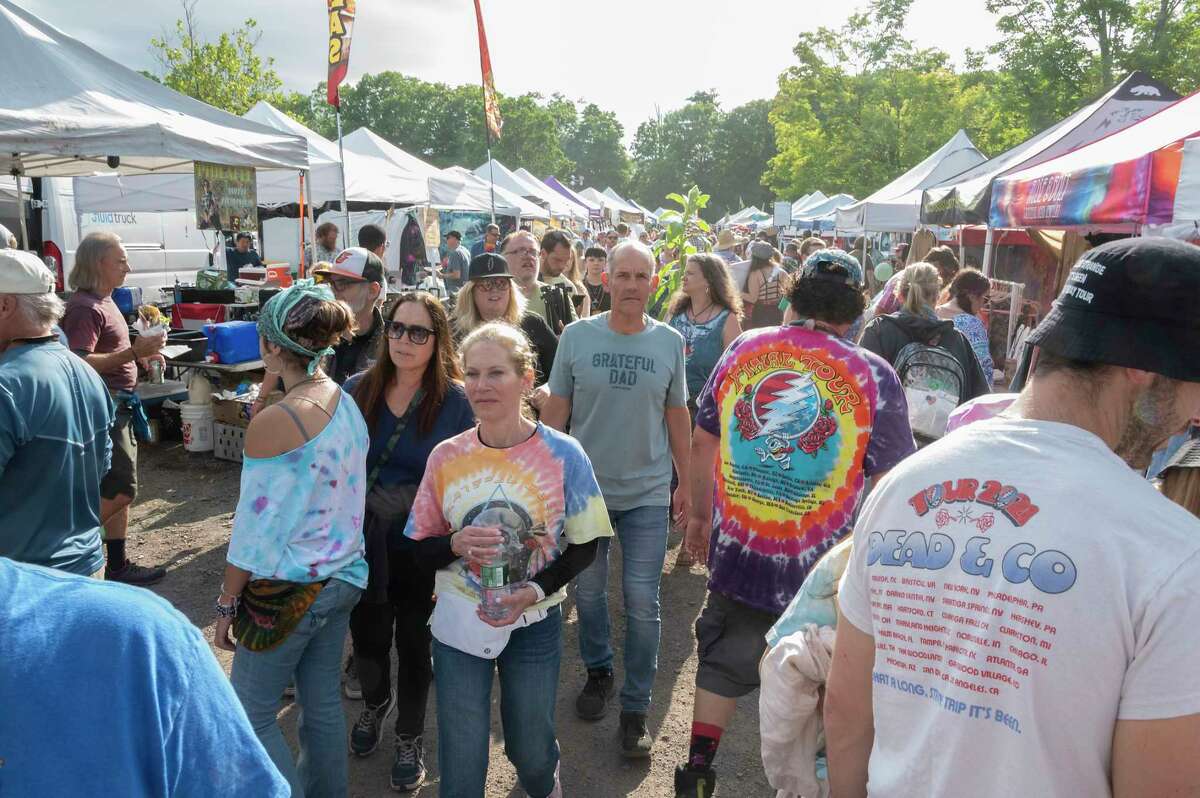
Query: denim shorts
[[694, 590, 780, 698]]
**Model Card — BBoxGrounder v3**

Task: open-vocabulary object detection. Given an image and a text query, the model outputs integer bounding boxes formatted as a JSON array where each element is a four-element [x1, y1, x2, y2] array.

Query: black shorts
[[694, 591, 780, 698], [100, 409, 137, 501]]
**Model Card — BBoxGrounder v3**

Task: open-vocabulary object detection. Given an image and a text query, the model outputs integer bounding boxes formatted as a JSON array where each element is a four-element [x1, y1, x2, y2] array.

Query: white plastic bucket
[[180, 401, 214, 453]]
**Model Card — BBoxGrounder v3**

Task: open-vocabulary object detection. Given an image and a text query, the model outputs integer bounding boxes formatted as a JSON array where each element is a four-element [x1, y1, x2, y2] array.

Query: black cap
[[468, 252, 513, 282], [1028, 237, 1200, 382]]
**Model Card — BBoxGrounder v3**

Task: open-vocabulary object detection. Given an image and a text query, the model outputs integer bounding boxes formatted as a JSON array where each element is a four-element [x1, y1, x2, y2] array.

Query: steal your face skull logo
[[733, 370, 837, 470]]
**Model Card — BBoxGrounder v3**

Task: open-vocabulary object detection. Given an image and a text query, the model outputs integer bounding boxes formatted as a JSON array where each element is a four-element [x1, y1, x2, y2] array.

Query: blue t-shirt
[[0, 558, 289, 797], [343, 377, 476, 490], [0, 339, 113, 575]]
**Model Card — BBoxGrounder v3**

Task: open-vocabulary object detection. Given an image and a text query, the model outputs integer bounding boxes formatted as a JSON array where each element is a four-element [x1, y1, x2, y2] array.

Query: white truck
[[37, 177, 219, 298]]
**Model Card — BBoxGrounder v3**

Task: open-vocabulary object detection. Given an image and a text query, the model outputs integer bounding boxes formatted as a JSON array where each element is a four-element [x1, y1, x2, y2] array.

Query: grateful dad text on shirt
[[593, 351, 658, 387]]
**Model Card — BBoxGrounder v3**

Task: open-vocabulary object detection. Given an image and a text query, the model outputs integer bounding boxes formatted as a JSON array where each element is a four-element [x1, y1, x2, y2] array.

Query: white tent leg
[[982, 226, 995, 277], [13, 171, 27, 250]]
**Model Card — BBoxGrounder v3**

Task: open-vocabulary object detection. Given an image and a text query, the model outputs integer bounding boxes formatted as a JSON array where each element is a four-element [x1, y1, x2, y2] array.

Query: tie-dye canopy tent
[[990, 89, 1200, 229]]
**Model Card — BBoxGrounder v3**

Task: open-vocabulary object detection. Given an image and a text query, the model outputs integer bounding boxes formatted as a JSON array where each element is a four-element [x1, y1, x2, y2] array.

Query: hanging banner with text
[[195, 162, 257, 232], [327, 0, 357, 107]]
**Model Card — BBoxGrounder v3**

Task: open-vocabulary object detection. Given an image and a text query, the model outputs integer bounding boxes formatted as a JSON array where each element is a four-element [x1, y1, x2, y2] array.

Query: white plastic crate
[[213, 422, 246, 463]]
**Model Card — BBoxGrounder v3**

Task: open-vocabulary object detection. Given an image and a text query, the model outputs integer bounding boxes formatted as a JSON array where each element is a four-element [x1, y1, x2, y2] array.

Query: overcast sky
[[25, 0, 1002, 136]]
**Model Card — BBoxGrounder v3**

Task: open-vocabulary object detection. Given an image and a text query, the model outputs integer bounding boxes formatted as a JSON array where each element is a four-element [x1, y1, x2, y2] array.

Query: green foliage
[[648, 186, 711, 319], [148, 6, 282, 116]]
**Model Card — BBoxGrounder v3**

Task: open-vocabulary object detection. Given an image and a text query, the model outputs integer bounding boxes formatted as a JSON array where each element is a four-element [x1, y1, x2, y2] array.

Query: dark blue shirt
[[0, 558, 289, 797], [343, 377, 475, 488], [0, 339, 113, 575], [225, 247, 263, 282]]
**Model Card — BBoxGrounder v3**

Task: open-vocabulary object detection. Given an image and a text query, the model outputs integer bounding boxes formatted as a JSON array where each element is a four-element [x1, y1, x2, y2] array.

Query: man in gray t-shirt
[[543, 241, 692, 759], [441, 230, 471, 296]]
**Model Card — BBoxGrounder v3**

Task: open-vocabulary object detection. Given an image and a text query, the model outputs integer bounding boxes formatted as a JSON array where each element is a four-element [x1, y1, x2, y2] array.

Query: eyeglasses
[[314, 274, 364, 291], [506, 247, 538, 258], [474, 277, 511, 292], [385, 321, 435, 344]]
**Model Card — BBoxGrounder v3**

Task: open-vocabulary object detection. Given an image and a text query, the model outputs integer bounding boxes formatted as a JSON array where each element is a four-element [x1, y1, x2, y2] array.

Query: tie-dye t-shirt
[[695, 325, 915, 614], [227, 390, 369, 589], [404, 423, 613, 611]]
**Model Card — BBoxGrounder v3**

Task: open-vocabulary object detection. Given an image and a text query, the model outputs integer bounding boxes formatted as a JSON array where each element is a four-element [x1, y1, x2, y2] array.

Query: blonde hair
[[69, 232, 122, 292], [459, 321, 538, 420], [452, 278, 527, 338], [899, 262, 942, 315], [1162, 468, 1200, 518]]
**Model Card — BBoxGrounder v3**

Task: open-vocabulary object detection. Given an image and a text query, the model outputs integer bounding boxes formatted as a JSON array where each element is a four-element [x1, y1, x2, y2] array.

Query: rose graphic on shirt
[[733, 370, 836, 470]]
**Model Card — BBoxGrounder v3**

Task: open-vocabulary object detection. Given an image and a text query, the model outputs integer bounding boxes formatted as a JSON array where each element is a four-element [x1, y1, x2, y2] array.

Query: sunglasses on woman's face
[[385, 321, 435, 344], [475, 277, 510, 292]]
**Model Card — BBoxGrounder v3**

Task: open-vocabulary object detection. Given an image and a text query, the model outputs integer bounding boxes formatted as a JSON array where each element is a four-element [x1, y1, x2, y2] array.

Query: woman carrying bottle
[[213, 281, 369, 798], [405, 322, 613, 798], [342, 292, 475, 792]]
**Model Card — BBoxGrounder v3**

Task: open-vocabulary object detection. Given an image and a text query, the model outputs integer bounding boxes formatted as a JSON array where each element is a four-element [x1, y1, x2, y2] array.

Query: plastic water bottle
[[480, 560, 513, 621]]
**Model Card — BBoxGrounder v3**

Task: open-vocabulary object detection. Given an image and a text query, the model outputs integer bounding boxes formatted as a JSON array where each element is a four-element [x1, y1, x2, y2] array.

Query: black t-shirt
[[225, 248, 263, 282], [519, 312, 558, 386], [330, 308, 385, 384]]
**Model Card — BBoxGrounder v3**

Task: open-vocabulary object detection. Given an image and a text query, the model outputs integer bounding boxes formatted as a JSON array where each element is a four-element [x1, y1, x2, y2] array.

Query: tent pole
[[297, 172, 307, 279], [306, 171, 319, 267], [11, 168, 26, 250], [982, 226, 995, 277], [486, 148, 496, 225], [335, 108, 351, 248], [958, 225, 965, 266]]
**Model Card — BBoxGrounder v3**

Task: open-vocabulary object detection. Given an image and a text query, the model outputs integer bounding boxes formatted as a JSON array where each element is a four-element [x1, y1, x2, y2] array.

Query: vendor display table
[[166, 358, 265, 374], [135, 380, 189, 406]]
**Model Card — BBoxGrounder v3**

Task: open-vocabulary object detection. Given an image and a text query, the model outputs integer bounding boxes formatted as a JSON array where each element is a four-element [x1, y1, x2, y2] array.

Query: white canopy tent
[[474, 160, 582, 220], [835, 130, 987, 233], [628, 199, 658, 222], [0, 1, 308, 179], [441, 166, 550, 220], [513, 167, 590, 220], [793, 193, 857, 230], [578, 187, 619, 221], [344, 128, 544, 218], [791, 191, 827, 220], [602, 188, 645, 221]]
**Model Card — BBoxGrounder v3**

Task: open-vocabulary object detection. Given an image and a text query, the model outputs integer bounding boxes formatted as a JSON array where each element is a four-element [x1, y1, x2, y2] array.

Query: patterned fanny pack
[[233, 578, 328, 652]]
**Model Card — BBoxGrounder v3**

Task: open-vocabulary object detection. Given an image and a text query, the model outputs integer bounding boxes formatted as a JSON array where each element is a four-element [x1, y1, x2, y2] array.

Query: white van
[[39, 177, 218, 298]]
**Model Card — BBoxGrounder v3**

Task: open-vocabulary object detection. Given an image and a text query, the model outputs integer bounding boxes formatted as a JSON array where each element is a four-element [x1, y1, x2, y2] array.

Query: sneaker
[[349, 691, 397, 757], [391, 734, 427, 792], [104, 559, 166, 585], [619, 711, 652, 759], [674, 764, 716, 797], [575, 668, 614, 720], [343, 655, 362, 700]]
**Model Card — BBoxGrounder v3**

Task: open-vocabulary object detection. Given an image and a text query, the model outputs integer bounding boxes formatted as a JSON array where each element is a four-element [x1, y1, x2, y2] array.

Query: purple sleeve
[[863, 354, 916, 477]]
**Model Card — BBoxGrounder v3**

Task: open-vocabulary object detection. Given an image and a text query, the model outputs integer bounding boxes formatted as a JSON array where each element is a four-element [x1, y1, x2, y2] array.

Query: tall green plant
[[648, 186, 711, 319]]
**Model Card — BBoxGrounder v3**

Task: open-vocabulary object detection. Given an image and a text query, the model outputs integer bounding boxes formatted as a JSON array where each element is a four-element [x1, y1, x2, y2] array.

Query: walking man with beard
[[826, 238, 1200, 798]]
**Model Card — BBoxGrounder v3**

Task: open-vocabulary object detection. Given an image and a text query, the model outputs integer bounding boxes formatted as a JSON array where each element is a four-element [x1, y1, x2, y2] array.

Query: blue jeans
[[231, 578, 362, 798], [433, 607, 562, 798], [574, 504, 669, 713]]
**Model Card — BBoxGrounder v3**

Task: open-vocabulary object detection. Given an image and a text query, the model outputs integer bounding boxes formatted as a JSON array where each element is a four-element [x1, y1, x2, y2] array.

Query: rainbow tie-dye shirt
[[695, 325, 915, 614], [404, 423, 613, 611]]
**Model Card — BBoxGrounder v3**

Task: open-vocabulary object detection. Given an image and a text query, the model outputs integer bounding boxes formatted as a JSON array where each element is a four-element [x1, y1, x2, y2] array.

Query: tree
[[710, 100, 777, 221], [561, 103, 631, 192], [148, 1, 282, 115], [630, 92, 723, 219]]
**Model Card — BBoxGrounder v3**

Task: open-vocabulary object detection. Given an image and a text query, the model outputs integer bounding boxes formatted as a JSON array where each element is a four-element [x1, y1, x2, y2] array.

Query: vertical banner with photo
[[195, 162, 257, 231]]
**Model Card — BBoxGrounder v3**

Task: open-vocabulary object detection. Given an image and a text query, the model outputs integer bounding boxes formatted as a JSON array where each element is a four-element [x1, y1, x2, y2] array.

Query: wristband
[[215, 596, 239, 619], [527, 581, 546, 603]]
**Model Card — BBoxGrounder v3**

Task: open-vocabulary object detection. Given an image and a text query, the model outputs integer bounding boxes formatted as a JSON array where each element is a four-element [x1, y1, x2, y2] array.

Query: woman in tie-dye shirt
[[405, 322, 613, 798]]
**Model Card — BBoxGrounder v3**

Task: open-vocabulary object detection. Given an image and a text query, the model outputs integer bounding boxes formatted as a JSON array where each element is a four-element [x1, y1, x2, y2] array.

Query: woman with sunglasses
[[451, 253, 558, 410], [342, 292, 475, 792]]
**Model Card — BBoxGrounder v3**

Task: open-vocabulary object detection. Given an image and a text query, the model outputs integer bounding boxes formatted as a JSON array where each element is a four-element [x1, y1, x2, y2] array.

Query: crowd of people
[[2, 215, 1200, 798]]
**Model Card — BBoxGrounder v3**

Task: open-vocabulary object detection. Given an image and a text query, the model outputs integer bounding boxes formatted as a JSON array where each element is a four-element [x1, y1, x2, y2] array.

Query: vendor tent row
[[0, 0, 648, 236], [76, 102, 651, 226]]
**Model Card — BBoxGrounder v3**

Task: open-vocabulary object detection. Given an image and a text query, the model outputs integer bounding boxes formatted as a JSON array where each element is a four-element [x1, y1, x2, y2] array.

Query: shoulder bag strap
[[365, 387, 425, 493]]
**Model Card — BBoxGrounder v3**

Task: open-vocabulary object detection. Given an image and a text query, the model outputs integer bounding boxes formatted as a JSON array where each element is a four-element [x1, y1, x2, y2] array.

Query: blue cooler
[[112, 286, 143, 316], [203, 321, 260, 364]]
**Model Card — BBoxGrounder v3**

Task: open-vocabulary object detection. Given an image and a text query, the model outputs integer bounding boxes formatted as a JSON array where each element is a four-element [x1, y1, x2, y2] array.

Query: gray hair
[[12, 291, 65, 328], [607, 240, 656, 274], [69, 232, 122, 292]]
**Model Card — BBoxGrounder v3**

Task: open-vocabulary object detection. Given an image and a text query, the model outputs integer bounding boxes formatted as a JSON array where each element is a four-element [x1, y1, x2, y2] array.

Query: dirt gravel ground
[[131, 441, 775, 797]]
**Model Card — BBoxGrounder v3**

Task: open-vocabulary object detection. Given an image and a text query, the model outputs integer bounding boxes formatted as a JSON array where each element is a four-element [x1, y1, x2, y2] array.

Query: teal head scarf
[[257, 279, 339, 376]]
